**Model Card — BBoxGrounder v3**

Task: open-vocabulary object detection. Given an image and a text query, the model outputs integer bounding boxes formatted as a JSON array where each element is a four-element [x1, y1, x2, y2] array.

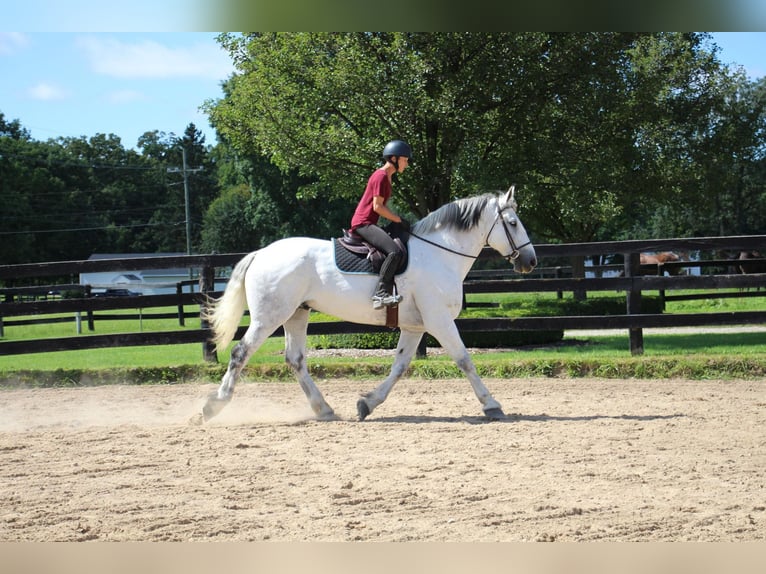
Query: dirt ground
[[1, 376, 764, 542]]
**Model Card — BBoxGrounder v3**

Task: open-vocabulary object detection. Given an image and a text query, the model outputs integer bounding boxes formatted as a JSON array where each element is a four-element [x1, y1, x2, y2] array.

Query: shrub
[[313, 294, 666, 350], [311, 296, 663, 349], [527, 295, 664, 316], [310, 295, 664, 350]]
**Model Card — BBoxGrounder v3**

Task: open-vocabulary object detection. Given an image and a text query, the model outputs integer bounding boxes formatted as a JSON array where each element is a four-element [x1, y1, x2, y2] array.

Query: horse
[[737, 250, 766, 275], [638, 252, 684, 276], [617, 252, 684, 277], [201, 187, 537, 422]]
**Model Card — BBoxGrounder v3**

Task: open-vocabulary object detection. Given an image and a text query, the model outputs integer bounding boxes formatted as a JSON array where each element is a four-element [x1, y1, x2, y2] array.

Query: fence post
[[176, 282, 185, 326], [571, 255, 586, 301], [624, 252, 644, 355], [0, 287, 9, 338], [657, 263, 666, 310], [199, 263, 218, 363], [84, 285, 94, 331]]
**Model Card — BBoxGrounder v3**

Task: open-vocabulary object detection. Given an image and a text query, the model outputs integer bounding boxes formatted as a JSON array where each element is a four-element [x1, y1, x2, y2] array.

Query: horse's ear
[[504, 185, 517, 208]]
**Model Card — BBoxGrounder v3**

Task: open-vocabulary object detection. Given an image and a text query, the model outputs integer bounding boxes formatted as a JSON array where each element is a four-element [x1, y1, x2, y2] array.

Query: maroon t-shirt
[[350, 169, 392, 230]]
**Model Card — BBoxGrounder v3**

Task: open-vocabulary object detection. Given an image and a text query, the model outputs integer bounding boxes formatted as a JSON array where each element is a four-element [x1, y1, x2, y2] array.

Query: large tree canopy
[[205, 32, 732, 242], [206, 32, 550, 215]]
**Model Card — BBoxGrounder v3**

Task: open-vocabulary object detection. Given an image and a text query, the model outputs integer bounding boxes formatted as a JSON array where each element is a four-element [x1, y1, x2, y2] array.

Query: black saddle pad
[[333, 238, 408, 275], [333, 238, 377, 274]]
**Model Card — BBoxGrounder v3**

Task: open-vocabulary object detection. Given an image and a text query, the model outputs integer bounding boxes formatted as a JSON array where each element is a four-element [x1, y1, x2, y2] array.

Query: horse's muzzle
[[513, 255, 537, 274]]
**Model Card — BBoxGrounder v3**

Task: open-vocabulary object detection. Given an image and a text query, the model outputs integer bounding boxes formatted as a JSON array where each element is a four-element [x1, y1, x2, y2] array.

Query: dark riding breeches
[[354, 224, 403, 294]]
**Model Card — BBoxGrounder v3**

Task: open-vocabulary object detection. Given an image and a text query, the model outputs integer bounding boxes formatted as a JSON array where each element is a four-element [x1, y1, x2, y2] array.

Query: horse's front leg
[[357, 329, 423, 421], [430, 320, 505, 419]]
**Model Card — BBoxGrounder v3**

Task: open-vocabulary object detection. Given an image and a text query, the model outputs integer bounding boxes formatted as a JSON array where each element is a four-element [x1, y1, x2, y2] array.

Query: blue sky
[[0, 32, 232, 149], [1, 32, 765, 151], [711, 32, 766, 79]]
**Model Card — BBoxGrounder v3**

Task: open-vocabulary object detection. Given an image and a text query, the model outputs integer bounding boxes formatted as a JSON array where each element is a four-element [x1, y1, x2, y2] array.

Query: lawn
[[1, 290, 764, 381]]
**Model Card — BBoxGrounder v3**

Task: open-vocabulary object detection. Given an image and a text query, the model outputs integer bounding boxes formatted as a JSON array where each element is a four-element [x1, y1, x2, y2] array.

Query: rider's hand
[[397, 218, 411, 232]]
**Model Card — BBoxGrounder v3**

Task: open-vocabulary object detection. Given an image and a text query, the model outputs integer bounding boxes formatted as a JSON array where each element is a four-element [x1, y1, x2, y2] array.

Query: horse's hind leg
[[283, 308, 337, 420], [357, 329, 423, 421], [202, 324, 270, 421]]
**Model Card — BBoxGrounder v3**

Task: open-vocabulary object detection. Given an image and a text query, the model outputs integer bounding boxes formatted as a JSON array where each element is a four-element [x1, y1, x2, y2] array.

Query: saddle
[[334, 227, 409, 275]]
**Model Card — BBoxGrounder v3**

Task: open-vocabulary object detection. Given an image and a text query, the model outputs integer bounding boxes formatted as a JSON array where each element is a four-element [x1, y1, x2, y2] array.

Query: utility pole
[[167, 146, 203, 278]]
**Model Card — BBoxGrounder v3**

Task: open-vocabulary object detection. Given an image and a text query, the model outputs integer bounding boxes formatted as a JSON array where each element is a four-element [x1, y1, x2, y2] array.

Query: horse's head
[[488, 186, 537, 273]]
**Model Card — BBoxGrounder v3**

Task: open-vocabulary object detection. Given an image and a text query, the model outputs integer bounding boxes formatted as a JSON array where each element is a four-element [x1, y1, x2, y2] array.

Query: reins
[[408, 231, 480, 259], [409, 202, 530, 262]]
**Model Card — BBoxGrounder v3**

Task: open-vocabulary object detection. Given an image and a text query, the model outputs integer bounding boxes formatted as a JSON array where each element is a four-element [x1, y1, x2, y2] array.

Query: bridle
[[486, 203, 533, 262], [409, 201, 531, 262]]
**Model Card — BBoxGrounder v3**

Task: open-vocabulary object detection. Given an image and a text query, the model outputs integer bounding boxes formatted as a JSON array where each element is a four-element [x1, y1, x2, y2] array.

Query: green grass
[[1, 292, 764, 384], [466, 289, 766, 314]]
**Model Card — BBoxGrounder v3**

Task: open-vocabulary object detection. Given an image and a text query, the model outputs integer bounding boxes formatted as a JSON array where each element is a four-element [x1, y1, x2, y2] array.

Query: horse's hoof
[[188, 413, 205, 426], [202, 393, 230, 421], [317, 411, 340, 422], [357, 398, 371, 421], [483, 407, 506, 420]]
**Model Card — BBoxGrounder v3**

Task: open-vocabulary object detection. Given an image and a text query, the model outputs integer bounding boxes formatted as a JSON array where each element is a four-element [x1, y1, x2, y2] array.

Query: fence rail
[[1, 234, 764, 358]]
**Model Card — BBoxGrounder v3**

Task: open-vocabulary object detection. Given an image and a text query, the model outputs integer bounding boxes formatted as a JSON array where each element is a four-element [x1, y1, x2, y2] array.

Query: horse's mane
[[412, 193, 495, 235]]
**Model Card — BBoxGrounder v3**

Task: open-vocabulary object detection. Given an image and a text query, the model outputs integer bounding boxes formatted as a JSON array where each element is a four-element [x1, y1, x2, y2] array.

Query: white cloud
[[75, 35, 233, 80], [0, 32, 30, 55], [27, 82, 69, 101]]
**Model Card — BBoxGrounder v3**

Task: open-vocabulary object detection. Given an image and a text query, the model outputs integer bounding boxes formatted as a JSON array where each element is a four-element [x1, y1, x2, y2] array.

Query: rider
[[350, 139, 411, 309]]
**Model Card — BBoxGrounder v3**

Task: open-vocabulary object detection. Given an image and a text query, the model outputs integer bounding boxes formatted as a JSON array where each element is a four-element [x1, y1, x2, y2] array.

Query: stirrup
[[372, 292, 402, 309]]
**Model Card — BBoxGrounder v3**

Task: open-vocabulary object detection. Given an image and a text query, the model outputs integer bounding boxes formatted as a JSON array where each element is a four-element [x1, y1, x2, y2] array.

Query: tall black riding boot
[[372, 251, 403, 309]]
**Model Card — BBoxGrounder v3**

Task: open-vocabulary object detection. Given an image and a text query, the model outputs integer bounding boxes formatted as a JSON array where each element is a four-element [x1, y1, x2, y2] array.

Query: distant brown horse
[[737, 250, 766, 275], [638, 252, 684, 276]]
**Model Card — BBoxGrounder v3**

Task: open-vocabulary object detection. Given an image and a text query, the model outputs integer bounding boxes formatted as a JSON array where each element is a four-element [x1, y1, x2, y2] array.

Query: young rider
[[350, 140, 411, 309]]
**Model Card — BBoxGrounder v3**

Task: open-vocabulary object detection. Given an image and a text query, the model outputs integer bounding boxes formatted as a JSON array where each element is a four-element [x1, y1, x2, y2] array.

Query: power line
[[0, 207, 159, 222], [0, 221, 182, 236], [0, 150, 163, 171]]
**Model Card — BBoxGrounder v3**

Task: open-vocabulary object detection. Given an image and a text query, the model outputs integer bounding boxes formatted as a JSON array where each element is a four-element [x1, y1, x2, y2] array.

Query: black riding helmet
[[382, 140, 412, 161]]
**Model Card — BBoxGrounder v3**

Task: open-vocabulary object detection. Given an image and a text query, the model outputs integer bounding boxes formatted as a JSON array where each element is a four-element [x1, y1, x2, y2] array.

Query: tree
[[205, 32, 731, 243], [199, 145, 351, 253], [0, 112, 30, 139], [0, 119, 48, 264], [136, 124, 219, 253], [205, 33, 550, 215], [684, 73, 766, 237], [1, 114, 226, 264], [200, 184, 261, 253], [613, 70, 766, 240]]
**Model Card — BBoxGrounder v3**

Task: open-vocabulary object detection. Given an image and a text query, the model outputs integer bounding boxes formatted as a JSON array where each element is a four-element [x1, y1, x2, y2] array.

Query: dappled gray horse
[[202, 188, 536, 422]]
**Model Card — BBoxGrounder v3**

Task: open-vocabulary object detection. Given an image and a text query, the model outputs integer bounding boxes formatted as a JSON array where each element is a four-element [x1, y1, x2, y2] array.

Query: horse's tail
[[205, 251, 258, 352]]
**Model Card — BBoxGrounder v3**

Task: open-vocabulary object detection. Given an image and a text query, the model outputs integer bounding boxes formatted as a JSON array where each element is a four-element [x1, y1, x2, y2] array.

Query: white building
[[79, 253, 194, 295]]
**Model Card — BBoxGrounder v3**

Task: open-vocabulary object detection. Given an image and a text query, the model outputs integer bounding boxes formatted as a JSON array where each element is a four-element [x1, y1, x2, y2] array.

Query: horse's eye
[[508, 217, 517, 226]]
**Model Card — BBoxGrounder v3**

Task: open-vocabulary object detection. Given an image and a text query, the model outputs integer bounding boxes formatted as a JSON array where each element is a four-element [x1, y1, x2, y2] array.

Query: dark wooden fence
[[1, 235, 764, 359]]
